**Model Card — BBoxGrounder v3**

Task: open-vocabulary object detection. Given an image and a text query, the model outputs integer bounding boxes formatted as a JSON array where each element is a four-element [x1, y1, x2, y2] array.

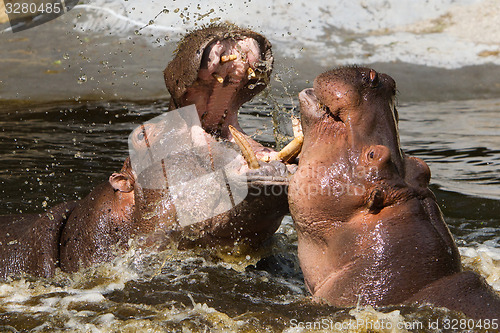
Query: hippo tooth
[[291, 115, 303, 138], [221, 54, 238, 63], [228, 125, 260, 169], [247, 67, 256, 79], [213, 73, 225, 83], [276, 135, 304, 163]]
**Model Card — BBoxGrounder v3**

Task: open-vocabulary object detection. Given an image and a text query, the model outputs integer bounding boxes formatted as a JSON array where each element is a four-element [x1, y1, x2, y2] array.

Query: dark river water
[[0, 96, 499, 332], [1, 0, 500, 331]]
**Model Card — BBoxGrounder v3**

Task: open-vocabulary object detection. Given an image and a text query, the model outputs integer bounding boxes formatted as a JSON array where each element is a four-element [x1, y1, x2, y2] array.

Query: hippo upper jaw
[[164, 23, 273, 140]]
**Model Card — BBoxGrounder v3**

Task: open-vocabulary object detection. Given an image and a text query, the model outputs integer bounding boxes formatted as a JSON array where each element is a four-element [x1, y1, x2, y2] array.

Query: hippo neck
[[296, 197, 461, 307]]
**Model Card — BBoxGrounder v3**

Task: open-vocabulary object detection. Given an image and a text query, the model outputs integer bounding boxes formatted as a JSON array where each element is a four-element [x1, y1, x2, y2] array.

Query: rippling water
[[0, 97, 499, 332], [1, 0, 500, 331]]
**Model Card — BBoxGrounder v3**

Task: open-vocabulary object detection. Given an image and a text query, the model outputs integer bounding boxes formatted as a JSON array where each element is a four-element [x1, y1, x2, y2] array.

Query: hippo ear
[[109, 173, 134, 193]]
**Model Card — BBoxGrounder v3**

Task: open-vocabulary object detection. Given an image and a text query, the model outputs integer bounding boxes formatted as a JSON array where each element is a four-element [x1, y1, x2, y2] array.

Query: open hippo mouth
[[164, 24, 273, 140], [163, 24, 302, 187]]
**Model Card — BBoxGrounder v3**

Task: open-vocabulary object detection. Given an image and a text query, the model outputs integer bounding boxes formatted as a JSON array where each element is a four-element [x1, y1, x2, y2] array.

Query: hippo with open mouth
[[288, 66, 500, 320], [0, 24, 301, 277]]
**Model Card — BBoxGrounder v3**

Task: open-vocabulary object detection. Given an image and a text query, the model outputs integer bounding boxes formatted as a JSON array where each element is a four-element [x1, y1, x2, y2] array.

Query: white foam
[[460, 245, 500, 291]]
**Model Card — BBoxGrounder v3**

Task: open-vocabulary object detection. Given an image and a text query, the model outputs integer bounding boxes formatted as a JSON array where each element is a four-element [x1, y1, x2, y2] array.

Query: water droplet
[[78, 75, 87, 84]]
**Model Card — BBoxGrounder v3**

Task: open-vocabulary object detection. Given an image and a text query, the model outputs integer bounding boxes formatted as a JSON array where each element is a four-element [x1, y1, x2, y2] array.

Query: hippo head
[[289, 67, 461, 307], [291, 66, 419, 220], [164, 23, 273, 139], [132, 24, 298, 249], [127, 109, 292, 249]]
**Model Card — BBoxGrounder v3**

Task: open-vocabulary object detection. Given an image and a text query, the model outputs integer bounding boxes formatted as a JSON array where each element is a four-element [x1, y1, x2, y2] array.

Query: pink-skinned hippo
[[288, 66, 500, 320], [0, 24, 298, 277]]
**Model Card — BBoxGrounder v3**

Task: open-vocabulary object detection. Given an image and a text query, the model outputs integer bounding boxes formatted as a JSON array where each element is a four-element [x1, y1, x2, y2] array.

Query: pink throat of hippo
[[180, 37, 268, 140], [164, 26, 301, 171]]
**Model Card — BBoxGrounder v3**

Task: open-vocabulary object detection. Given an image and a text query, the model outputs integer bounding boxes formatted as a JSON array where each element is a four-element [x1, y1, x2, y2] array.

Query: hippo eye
[[368, 151, 375, 159], [137, 131, 145, 140]]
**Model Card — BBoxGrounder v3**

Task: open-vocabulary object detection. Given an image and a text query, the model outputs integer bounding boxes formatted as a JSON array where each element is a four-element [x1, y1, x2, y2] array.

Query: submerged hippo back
[[0, 201, 76, 278]]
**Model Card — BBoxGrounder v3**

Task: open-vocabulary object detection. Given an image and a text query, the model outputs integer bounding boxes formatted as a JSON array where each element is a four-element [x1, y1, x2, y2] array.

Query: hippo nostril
[[367, 188, 384, 212], [323, 105, 343, 122]]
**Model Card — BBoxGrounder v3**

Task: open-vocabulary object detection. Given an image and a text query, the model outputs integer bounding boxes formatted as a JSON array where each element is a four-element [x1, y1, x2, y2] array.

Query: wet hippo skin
[[58, 24, 292, 273], [0, 24, 293, 277], [59, 158, 136, 273], [288, 66, 500, 320], [0, 202, 77, 278]]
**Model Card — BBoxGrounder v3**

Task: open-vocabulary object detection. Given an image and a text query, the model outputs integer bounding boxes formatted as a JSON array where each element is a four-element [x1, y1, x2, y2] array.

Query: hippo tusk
[[228, 125, 260, 169], [271, 115, 303, 163], [291, 115, 303, 138], [221, 54, 238, 63], [276, 134, 303, 163]]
